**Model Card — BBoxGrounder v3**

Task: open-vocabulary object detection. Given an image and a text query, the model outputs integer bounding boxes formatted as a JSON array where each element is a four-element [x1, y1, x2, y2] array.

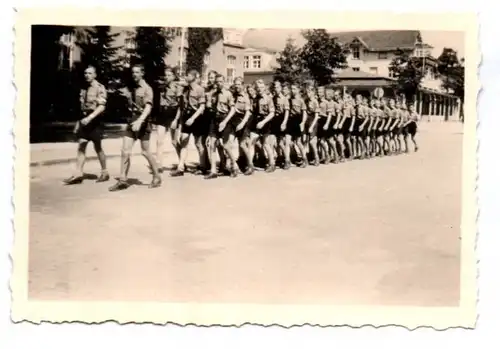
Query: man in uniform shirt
[[64, 65, 109, 185], [316, 86, 332, 164], [271, 81, 292, 169], [385, 98, 399, 155], [332, 90, 346, 162], [229, 77, 254, 174], [253, 79, 277, 173], [288, 83, 309, 168], [405, 103, 420, 152], [206, 74, 240, 178], [155, 67, 179, 172], [353, 95, 367, 159], [305, 87, 320, 166], [344, 94, 356, 160], [109, 64, 161, 191], [323, 87, 338, 163], [171, 69, 206, 177]]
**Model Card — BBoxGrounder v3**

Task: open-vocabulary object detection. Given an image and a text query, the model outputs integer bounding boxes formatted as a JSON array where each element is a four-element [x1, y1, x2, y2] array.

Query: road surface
[[29, 123, 463, 306]]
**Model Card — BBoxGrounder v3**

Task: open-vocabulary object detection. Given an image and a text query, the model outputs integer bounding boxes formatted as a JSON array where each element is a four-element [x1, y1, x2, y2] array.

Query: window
[[389, 70, 395, 78], [369, 67, 378, 75], [243, 56, 249, 69], [252, 55, 261, 68], [227, 68, 235, 84], [352, 46, 360, 60], [378, 52, 388, 59], [227, 55, 236, 65], [352, 67, 360, 72]]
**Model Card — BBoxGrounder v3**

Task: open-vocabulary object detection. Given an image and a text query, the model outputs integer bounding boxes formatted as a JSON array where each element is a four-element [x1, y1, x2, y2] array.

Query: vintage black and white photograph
[[13, 10, 477, 328]]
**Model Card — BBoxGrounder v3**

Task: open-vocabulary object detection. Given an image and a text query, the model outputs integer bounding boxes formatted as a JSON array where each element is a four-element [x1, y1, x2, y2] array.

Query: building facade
[[242, 29, 461, 120], [241, 46, 277, 84]]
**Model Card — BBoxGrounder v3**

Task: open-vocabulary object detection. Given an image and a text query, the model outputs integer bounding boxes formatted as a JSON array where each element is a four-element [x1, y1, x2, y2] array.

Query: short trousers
[[209, 117, 233, 140], [124, 121, 152, 141], [287, 116, 303, 139], [153, 106, 178, 128], [251, 115, 272, 135], [306, 114, 318, 137], [181, 109, 211, 137], [316, 117, 330, 138], [231, 113, 250, 139], [407, 121, 417, 136], [342, 118, 353, 134], [271, 114, 286, 136], [76, 120, 103, 142]]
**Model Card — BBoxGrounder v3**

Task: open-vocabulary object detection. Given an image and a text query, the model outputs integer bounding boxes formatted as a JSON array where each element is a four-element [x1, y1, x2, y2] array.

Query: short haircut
[[132, 64, 144, 73], [234, 76, 244, 84], [85, 65, 97, 73], [208, 70, 218, 77], [187, 69, 198, 77]]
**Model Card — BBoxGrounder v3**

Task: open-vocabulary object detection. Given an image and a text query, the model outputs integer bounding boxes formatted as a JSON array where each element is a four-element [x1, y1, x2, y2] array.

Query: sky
[[420, 30, 465, 58], [241, 29, 465, 59]]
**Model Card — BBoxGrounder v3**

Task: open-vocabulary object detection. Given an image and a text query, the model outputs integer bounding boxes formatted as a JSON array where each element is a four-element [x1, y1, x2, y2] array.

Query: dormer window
[[352, 46, 360, 60]]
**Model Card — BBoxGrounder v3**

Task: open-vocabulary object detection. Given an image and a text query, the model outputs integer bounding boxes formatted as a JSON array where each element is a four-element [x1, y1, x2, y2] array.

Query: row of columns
[[416, 91, 461, 122]]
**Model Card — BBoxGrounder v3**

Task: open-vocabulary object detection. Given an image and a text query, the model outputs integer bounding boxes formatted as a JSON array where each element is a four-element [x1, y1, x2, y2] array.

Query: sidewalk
[[29, 120, 463, 167], [30, 133, 196, 167]]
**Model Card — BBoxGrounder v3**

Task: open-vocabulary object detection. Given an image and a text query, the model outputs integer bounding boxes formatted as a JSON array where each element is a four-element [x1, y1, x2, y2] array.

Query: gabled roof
[[330, 30, 421, 51], [243, 29, 423, 53]]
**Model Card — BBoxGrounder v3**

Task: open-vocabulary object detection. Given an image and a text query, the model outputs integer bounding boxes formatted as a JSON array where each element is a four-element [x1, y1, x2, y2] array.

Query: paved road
[[29, 123, 463, 306]]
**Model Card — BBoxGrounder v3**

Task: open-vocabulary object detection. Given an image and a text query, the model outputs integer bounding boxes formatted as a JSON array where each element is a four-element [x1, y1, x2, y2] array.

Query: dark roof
[[330, 30, 421, 51], [243, 29, 422, 53]]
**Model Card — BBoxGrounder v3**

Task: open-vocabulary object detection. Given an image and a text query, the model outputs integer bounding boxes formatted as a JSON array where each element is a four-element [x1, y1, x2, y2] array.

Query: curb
[[30, 147, 197, 167]]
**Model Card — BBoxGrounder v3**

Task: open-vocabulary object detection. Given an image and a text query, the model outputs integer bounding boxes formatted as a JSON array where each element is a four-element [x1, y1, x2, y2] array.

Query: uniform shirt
[[161, 81, 179, 108], [318, 98, 334, 117], [333, 101, 343, 118], [233, 91, 251, 114], [355, 103, 365, 119], [213, 89, 234, 116], [254, 93, 275, 118], [400, 109, 410, 123], [409, 111, 419, 122], [343, 103, 353, 119], [80, 80, 107, 114], [305, 98, 319, 115], [290, 96, 306, 116], [184, 83, 206, 112], [387, 107, 398, 119], [128, 79, 153, 119], [204, 85, 217, 112], [274, 93, 290, 115]]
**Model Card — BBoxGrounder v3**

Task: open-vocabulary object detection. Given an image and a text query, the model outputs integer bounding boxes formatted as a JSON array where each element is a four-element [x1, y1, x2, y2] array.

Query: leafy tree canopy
[[299, 29, 349, 86]]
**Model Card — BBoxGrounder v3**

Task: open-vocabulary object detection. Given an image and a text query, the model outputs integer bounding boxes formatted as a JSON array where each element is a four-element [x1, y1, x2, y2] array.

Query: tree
[[127, 27, 175, 120], [437, 48, 464, 99], [75, 26, 122, 85], [186, 28, 224, 76], [274, 37, 308, 84], [437, 48, 465, 120], [388, 49, 425, 102], [299, 29, 349, 86], [131, 27, 174, 86]]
